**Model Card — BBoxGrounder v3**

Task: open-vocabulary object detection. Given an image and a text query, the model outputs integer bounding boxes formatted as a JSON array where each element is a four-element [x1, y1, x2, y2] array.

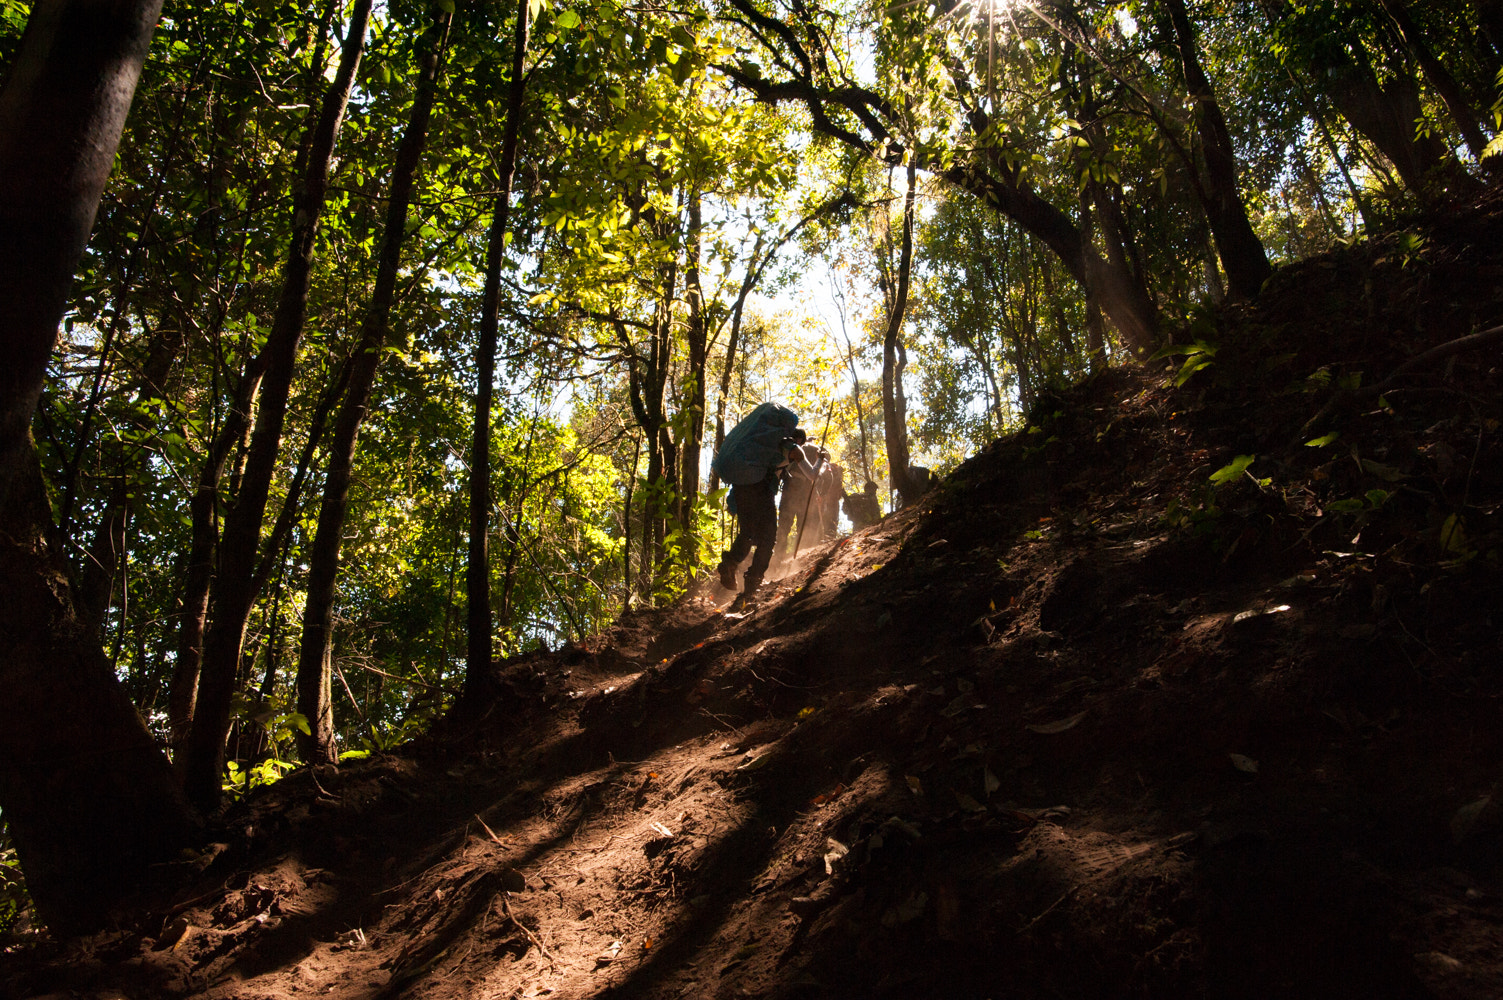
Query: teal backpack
[[712, 403, 799, 486]]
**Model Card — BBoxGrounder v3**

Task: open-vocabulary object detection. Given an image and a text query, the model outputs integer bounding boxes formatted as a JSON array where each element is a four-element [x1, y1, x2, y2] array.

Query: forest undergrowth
[[4, 190, 1503, 1000]]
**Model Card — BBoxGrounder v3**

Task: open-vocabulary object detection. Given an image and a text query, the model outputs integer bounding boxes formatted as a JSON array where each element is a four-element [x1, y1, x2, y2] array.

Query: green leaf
[[1304, 432, 1339, 447], [555, 8, 580, 29], [1209, 455, 1256, 484], [1439, 514, 1470, 555], [1359, 458, 1404, 481]]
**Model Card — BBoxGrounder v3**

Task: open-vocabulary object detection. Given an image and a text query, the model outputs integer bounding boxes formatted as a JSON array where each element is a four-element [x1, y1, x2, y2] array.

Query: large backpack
[[712, 403, 799, 486]]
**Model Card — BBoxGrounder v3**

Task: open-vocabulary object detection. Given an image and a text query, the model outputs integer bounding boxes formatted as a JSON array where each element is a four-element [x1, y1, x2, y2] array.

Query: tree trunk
[[1163, 0, 1273, 300], [77, 321, 180, 626], [1, 456, 201, 934], [837, 304, 874, 483], [882, 162, 918, 505], [297, 9, 449, 767], [466, 0, 530, 697], [709, 235, 765, 494], [1318, 38, 1459, 199], [184, 0, 372, 813], [1373, 0, 1491, 164], [678, 185, 707, 557], [0, 0, 204, 933], [954, 157, 1158, 356], [168, 348, 269, 755], [0, 0, 161, 507]]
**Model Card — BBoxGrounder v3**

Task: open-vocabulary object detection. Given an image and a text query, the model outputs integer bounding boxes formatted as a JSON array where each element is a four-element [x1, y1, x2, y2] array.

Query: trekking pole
[[792, 399, 835, 561]]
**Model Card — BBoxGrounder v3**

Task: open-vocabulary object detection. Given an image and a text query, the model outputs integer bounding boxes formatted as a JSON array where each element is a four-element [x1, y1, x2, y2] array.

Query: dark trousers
[[723, 475, 777, 592]]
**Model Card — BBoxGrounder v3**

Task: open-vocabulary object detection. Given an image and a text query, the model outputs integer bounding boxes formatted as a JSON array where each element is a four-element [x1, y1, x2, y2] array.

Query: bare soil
[[4, 190, 1503, 999]]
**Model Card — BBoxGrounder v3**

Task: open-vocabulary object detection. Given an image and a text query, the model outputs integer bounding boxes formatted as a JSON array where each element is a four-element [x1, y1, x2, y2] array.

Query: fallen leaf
[[1229, 753, 1259, 773], [984, 767, 1000, 796], [650, 821, 674, 838], [1027, 711, 1087, 734], [954, 791, 987, 813], [906, 775, 924, 796]]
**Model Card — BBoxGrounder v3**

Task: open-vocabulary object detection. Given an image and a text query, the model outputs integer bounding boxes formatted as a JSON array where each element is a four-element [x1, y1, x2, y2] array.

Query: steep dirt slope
[[4, 193, 1503, 1000]]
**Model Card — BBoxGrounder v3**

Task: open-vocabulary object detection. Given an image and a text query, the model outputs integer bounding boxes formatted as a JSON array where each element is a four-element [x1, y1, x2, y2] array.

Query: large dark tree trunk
[[297, 10, 449, 767], [466, 0, 530, 698], [0, 0, 160, 504], [183, 0, 373, 813], [1, 460, 200, 933], [882, 162, 918, 505], [1162, 0, 1273, 301], [0, 0, 203, 933]]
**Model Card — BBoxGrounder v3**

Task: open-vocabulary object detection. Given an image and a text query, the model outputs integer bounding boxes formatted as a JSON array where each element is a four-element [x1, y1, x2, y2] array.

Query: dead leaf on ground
[[1027, 711, 1087, 734], [954, 791, 987, 813]]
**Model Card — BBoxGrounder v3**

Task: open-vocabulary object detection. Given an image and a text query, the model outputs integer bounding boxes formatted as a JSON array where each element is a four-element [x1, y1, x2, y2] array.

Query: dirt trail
[[5, 194, 1503, 999]]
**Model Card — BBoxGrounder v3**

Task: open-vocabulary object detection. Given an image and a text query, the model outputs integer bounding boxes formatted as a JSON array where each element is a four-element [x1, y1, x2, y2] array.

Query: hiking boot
[[717, 560, 737, 591], [730, 576, 761, 611]]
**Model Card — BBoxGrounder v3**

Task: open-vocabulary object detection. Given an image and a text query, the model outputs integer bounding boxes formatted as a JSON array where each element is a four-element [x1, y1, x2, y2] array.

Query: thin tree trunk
[[77, 321, 180, 625], [184, 0, 373, 813], [0, 0, 203, 934], [709, 234, 764, 494], [836, 298, 873, 483], [249, 354, 349, 599], [168, 346, 269, 755], [297, 10, 449, 766], [679, 185, 707, 557], [622, 431, 640, 603], [882, 162, 918, 505], [466, 0, 530, 697]]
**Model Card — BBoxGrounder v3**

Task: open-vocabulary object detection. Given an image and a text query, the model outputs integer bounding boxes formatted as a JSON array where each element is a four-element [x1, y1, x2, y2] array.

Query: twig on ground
[[474, 814, 508, 846], [1019, 886, 1076, 935], [500, 894, 557, 969]]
